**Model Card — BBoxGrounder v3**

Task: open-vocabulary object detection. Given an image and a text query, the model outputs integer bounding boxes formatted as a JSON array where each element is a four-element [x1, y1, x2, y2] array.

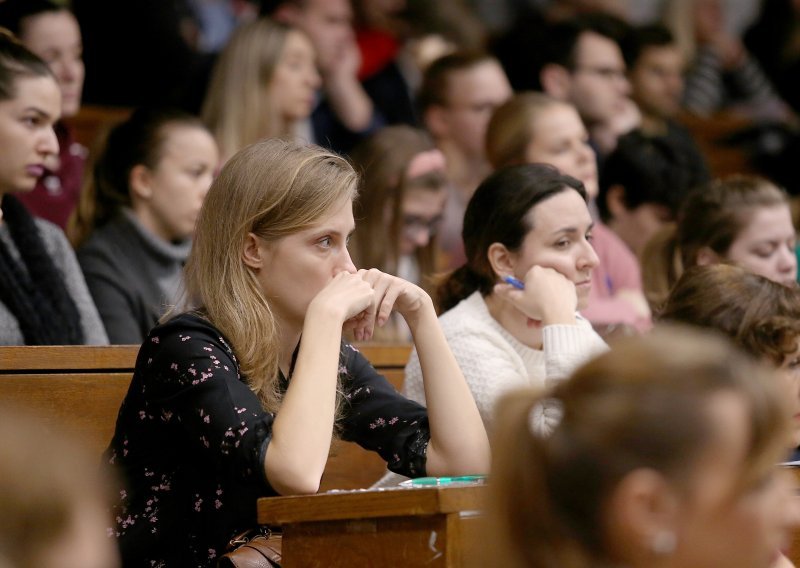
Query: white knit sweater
[[372, 291, 608, 487], [405, 291, 608, 434]]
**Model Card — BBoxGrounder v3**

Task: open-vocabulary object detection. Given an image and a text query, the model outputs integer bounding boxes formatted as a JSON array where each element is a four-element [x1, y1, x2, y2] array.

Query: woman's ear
[[487, 242, 516, 278], [129, 164, 154, 201], [695, 246, 720, 267], [242, 232, 264, 270], [605, 468, 680, 563], [606, 185, 630, 220], [540, 63, 572, 100]]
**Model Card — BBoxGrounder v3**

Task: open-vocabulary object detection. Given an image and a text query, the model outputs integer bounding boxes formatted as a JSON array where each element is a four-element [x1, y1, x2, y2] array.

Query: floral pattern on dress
[[106, 313, 429, 567]]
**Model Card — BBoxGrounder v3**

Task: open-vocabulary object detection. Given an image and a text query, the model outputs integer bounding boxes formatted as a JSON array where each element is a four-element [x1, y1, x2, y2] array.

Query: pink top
[[582, 222, 652, 332]]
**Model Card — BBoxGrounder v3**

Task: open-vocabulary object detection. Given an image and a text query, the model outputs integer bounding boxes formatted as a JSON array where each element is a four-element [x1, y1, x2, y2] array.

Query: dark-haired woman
[[72, 107, 218, 344], [0, 32, 106, 345], [402, 163, 608, 434]]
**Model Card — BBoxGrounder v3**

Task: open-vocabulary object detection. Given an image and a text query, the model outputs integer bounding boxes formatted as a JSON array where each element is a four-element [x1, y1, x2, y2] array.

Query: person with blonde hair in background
[[487, 92, 651, 333], [202, 17, 320, 162], [0, 405, 119, 568], [105, 139, 489, 566], [642, 175, 796, 309], [489, 327, 799, 568]]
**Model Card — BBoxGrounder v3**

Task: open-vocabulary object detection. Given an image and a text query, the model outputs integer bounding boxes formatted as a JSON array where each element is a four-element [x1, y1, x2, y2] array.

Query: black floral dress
[[106, 313, 429, 567]]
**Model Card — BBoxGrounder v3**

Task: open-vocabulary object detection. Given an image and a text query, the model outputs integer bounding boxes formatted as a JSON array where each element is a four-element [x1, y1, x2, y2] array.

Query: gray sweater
[[0, 218, 108, 345], [77, 211, 191, 345]]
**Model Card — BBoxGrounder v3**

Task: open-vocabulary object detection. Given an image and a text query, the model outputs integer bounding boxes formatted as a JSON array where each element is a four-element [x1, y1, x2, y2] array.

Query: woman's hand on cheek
[[494, 265, 577, 325]]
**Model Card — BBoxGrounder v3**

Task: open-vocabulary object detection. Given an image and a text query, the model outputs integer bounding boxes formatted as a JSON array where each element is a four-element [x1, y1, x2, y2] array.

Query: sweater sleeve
[[403, 325, 529, 431], [37, 220, 109, 345], [533, 319, 608, 435], [78, 244, 146, 344]]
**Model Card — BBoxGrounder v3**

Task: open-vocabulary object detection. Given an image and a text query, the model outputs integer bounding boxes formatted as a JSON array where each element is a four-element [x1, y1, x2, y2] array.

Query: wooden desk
[[258, 485, 487, 567]]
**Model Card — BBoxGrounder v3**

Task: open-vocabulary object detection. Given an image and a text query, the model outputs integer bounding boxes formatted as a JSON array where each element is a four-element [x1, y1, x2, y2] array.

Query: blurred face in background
[[430, 61, 512, 161], [524, 103, 598, 199], [281, 0, 354, 72], [271, 30, 321, 125], [566, 32, 630, 127], [20, 10, 84, 118], [398, 149, 448, 256], [723, 205, 797, 287], [131, 124, 219, 242], [629, 44, 685, 120]]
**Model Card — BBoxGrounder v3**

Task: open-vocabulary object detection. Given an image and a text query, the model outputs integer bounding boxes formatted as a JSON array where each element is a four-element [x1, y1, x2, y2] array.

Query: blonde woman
[[201, 18, 320, 162], [105, 139, 489, 566]]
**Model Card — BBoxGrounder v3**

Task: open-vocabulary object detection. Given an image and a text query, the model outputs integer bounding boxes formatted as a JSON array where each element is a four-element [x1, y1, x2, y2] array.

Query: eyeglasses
[[572, 65, 628, 82], [402, 214, 442, 238]]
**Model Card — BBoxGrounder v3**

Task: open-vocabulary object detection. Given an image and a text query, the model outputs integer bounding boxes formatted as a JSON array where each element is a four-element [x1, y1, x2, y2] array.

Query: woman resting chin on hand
[[104, 139, 489, 567]]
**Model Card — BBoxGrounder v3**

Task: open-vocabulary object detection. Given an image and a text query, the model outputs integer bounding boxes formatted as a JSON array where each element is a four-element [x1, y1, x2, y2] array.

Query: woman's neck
[[483, 293, 544, 350]]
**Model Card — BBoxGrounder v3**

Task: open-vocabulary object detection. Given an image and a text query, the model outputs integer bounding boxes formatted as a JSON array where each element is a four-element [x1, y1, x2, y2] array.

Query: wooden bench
[[63, 104, 133, 150], [0, 342, 411, 491], [678, 111, 760, 178]]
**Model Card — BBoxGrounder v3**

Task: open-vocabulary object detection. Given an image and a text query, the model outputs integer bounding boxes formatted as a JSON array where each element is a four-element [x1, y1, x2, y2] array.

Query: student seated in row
[[71, 107, 218, 344], [0, 32, 106, 345], [643, 175, 796, 309], [105, 139, 489, 566]]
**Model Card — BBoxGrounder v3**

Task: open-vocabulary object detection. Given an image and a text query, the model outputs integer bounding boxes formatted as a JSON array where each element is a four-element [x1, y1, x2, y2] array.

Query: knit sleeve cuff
[[541, 323, 598, 354]]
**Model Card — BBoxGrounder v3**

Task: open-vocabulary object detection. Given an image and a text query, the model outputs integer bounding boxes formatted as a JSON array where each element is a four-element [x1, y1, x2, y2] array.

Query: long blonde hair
[[489, 326, 790, 568], [202, 18, 293, 161], [183, 139, 358, 412]]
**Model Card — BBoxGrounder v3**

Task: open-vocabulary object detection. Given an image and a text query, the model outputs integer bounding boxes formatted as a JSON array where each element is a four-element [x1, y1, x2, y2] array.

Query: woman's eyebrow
[[549, 221, 594, 236]]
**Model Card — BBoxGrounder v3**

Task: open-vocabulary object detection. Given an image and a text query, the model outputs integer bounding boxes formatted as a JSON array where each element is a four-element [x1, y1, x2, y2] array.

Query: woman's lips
[[26, 165, 45, 177]]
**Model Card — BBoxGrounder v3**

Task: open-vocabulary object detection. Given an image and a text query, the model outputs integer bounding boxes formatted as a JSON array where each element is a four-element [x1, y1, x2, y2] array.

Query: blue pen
[[503, 275, 525, 289]]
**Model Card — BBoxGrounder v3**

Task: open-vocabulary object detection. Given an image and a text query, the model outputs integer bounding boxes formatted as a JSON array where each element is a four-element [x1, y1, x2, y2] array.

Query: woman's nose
[[340, 247, 357, 274], [38, 126, 60, 157], [578, 239, 600, 270], [779, 246, 797, 276]]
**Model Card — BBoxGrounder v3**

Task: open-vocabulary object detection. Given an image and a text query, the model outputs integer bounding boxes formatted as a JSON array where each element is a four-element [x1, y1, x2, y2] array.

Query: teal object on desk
[[402, 475, 486, 487]]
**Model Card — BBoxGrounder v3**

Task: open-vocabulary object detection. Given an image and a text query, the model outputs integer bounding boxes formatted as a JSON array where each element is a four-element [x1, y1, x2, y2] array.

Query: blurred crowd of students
[[4, 0, 800, 567]]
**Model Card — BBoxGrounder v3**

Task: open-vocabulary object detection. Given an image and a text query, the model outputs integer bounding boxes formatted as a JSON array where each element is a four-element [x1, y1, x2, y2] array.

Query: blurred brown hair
[[488, 326, 789, 567], [660, 264, 800, 364]]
